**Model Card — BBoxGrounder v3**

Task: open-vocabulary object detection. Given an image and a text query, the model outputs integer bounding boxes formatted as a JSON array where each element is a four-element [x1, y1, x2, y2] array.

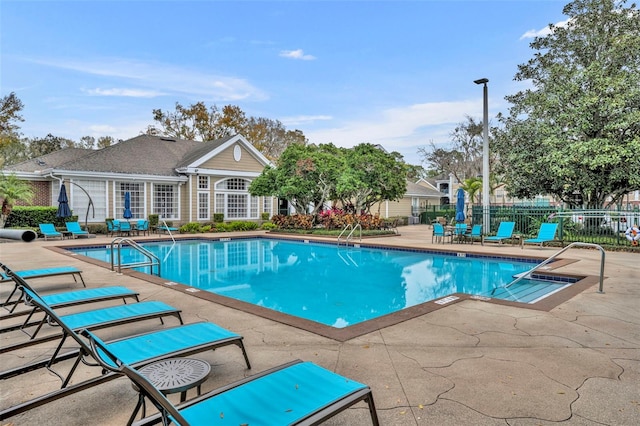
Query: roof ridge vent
[[159, 137, 177, 142]]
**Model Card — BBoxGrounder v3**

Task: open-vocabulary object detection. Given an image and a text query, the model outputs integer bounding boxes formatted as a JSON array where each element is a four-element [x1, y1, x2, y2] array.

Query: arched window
[[214, 178, 258, 219]]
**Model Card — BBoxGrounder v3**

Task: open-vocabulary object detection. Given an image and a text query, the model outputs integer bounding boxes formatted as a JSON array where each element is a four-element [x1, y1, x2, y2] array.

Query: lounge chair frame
[[1, 262, 86, 310], [83, 331, 378, 426]]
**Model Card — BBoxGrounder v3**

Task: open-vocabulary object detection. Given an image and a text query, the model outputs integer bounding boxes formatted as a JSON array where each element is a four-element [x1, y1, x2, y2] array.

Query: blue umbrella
[[123, 192, 132, 219], [56, 183, 72, 218], [455, 188, 466, 222]]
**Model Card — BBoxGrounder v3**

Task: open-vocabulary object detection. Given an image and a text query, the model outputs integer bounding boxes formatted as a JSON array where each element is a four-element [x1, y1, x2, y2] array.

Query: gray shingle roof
[[57, 135, 203, 176], [4, 148, 94, 172]]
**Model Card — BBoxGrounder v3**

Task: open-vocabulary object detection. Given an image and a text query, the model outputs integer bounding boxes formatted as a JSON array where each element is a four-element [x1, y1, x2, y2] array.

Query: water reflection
[[75, 239, 533, 328]]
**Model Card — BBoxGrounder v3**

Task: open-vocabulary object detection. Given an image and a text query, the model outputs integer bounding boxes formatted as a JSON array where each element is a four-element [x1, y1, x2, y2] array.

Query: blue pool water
[[71, 238, 556, 328]]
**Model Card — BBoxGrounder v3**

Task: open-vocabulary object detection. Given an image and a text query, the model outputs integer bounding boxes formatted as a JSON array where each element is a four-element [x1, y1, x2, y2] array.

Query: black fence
[[418, 205, 640, 248]]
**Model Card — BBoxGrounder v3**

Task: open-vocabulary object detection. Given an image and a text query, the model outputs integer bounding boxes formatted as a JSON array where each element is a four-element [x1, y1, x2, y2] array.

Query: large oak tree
[[493, 0, 640, 208]]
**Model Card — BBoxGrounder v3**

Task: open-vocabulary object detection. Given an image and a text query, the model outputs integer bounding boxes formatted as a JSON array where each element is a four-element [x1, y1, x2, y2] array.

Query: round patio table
[[128, 357, 210, 425]]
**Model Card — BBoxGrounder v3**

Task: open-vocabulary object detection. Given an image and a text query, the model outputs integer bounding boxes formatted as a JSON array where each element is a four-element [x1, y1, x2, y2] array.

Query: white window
[[197, 176, 210, 220], [153, 183, 179, 219], [262, 197, 273, 217], [116, 182, 143, 219], [198, 192, 210, 220], [214, 178, 258, 220], [68, 179, 107, 222]]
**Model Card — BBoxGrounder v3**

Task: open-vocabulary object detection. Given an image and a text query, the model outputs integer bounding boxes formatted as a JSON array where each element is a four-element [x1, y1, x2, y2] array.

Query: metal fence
[[418, 205, 640, 248]]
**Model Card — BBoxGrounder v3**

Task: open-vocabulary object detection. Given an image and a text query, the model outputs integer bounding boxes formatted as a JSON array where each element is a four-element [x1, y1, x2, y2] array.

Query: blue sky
[[1, 0, 568, 165]]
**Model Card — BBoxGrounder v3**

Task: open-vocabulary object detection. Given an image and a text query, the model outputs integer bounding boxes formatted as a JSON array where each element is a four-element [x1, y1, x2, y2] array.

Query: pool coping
[[49, 235, 600, 342]]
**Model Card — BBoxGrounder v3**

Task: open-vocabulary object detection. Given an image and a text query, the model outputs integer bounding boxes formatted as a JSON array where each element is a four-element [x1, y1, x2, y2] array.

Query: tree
[[97, 136, 115, 149], [27, 134, 76, 158], [493, 0, 640, 209], [460, 177, 483, 204], [0, 173, 34, 228], [249, 143, 343, 216], [147, 102, 307, 159], [418, 116, 490, 183], [335, 144, 408, 214], [0, 92, 24, 134]]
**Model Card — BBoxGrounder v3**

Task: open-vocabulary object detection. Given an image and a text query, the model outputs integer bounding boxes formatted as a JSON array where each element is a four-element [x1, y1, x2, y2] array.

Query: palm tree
[[0, 173, 34, 228], [460, 177, 482, 204]]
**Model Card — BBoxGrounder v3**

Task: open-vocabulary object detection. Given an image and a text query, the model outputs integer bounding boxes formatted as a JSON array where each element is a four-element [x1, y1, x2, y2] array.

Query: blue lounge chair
[[84, 331, 379, 426], [1, 263, 137, 318], [522, 223, 559, 248], [1, 262, 86, 310], [432, 223, 452, 243], [38, 223, 62, 240], [465, 224, 482, 244], [0, 274, 251, 387], [65, 221, 90, 238], [157, 224, 178, 235], [482, 221, 516, 245]]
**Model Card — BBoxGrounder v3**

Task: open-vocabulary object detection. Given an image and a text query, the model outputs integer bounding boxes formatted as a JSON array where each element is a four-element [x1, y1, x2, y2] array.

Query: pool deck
[[1, 225, 638, 425]]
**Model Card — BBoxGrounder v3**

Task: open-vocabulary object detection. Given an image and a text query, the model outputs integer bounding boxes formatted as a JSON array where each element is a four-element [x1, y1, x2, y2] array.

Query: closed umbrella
[[455, 188, 465, 222], [123, 192, 132, 219], [56, 183, 72, 218]]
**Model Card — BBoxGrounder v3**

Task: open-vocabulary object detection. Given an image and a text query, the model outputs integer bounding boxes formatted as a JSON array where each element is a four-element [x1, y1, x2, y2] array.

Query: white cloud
[[520, 18, 571, 39], [84, 88, 164, 98], [281, 114, 333, 126], [279, 49, 316, 60], [28, 56, 267, 102], [304, 100, 484, 164]]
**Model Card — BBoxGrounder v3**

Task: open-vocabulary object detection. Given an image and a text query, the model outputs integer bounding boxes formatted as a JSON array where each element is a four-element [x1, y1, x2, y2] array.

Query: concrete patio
[[1, 225, 638, 425]]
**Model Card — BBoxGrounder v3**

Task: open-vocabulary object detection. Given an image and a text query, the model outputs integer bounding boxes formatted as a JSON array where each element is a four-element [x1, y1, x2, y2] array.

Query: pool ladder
[[492, 242, 606, 295], [337, 223, 361, 246], [110, 237, 161, 276]]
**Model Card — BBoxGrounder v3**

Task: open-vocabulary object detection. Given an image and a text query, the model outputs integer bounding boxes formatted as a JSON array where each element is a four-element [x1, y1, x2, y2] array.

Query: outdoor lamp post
[[474, 78, 490, 234]]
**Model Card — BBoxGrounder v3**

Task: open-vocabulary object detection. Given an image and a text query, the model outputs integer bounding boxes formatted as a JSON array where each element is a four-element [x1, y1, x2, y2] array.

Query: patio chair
[[522, 223, 559, 248], [452, 223, 467, 243], [1, 262, 85, 309], [84, 330, 379, 426], [119, 221, 132, 236], [1, 263, 137, 317], [1, 276, 250, 385], [1, 281, 183, 377], [38, 223, 62, 241], [136, 219, 149, 236], [482, 221, 515, 245], [432, 223, 451, 243], [464, 224, 482, 244], [106, 219, 120, 237], [65, 221, 90, 238]]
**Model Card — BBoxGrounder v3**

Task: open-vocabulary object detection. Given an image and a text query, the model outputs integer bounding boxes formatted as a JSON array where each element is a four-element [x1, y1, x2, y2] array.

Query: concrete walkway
[[1, 225, 638, 425]]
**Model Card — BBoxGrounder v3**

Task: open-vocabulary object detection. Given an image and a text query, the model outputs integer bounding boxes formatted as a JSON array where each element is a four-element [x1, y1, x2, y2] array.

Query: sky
[[1, 0, 569, 166]]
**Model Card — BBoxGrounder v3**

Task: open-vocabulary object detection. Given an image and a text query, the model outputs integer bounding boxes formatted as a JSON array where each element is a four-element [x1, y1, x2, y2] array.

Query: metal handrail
[[161, 219, 176, 243], [492, 242, 605, 295], [110, 237, 161, 276], [337, 223, 362, 245]]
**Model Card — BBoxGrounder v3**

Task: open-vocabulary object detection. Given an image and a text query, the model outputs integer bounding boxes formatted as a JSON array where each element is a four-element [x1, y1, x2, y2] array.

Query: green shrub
[[179, 222, 203, 234], [261, 212, 271, 220], [213, 213, 224, 223], [148, 214, 159, 228], [261, 222, 277, 230]]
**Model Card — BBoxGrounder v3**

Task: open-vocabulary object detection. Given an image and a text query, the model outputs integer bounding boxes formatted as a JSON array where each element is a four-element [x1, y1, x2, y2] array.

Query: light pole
[[474, 78, 490, 234]]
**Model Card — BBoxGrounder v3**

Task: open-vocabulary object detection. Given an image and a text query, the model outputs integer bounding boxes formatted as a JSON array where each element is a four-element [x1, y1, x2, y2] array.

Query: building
[[2, 134, 276, 225]]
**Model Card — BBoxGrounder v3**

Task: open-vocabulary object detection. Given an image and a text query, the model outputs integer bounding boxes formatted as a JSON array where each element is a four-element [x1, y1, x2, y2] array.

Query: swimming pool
[[69, 238, 571, 329]]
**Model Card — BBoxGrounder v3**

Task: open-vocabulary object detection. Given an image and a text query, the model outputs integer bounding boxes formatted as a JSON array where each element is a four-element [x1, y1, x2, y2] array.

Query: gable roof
[[405, 180, 447, 198]]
